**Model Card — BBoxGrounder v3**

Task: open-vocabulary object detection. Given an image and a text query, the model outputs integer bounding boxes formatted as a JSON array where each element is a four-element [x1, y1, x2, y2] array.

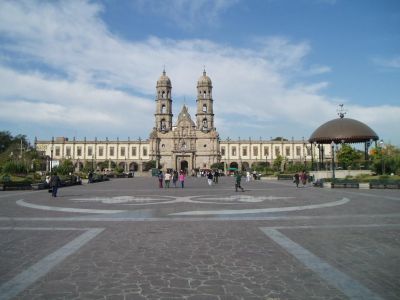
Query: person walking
[[88, 171, 93, 184], [213, 170, 219, 184], [179, 170, 185, 188], [172, 170, 178, 188], [246, 171, 251, 182], [158, 171, 164, 188], [293, 172, 300, 188], [300, 170, 308, 187], [207, 171, 213, 186], [164, 171, 171, 188], [235, 171, 245, 192], [49, 172, 61, 197]]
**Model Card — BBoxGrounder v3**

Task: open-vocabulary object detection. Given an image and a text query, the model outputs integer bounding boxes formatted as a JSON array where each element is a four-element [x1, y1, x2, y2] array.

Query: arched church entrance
[[180, 160, 189, 173]]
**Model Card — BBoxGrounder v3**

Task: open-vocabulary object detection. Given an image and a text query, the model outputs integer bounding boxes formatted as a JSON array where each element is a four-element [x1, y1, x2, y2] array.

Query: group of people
[[293, 170, 309, 188], [245, 170, 260, 182], [158, 170, 185, 188], [205, 170, 220, 186]]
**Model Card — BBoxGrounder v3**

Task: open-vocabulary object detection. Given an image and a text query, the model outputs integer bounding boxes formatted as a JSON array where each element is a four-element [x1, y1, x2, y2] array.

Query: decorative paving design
[[69, 195, 294, 205], [170, 198, 350, 216], [15, 196, 350, 217]]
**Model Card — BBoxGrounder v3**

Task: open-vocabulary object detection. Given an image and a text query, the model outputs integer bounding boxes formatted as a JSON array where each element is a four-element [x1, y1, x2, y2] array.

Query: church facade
[[35, 71, 330, 173]]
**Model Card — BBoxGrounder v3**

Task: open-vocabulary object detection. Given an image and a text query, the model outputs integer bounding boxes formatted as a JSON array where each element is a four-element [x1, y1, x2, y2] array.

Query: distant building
[[35, 70, 329, 173]]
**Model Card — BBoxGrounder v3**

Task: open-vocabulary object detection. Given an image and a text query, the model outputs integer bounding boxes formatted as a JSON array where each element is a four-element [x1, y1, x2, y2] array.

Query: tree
[[143, 160, 156, 171], [211, 162, 224, 170], [336, 144, 362, 169], [54, 159, 74, 175], [370, 143, 400, 175], [0, 131, 13, 154], [97, 160, 109, 171], [271, 137, 288, 141], [273, 155, 284, 172]]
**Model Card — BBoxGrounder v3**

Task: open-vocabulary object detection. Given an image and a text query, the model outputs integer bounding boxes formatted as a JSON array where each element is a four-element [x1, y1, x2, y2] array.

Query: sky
[[0, 0, 399, 146]]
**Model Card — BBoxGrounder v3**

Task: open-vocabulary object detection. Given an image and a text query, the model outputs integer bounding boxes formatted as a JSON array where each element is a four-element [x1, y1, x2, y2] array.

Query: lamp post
[[366, 138, 373, 169], [50, 137, 54, 175], [379, 140, 385, 174], [331, 141, 335, 181], [312, 142, 316, 171]]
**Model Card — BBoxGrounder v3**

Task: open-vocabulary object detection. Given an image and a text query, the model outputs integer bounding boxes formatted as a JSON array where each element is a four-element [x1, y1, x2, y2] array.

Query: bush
[[1, 161, 28, 174], [54, 159, 74, 175]]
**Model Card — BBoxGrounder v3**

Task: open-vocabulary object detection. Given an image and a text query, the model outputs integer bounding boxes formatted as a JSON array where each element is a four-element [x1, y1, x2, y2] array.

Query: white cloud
[[0, 0, 399, 145], [132, 0, 239, 29], [372, 56, 400, 69], [0, 66, 154, 138]]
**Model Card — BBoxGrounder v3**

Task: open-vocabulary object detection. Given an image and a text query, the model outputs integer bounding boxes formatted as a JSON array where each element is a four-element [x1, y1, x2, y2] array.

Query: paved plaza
[[0, 176, 399, 300]]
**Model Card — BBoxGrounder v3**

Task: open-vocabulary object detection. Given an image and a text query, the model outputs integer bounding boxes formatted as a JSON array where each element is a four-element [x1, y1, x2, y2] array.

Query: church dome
[[309, 117, 379, 144], [197, 70, 212, 87], [157, 70, 171, 87]]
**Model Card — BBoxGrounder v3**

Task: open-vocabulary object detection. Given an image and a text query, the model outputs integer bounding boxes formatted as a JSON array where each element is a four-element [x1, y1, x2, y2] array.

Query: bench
[[0, 181, 33, 191], [331, 180, 359, 188], [277, 174, 294, 180], [31, 182, 48, 190], [369, 180, 400, 189]]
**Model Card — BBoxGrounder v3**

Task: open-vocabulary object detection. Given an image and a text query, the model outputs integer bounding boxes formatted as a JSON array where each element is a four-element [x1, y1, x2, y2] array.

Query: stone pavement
[[0, 176, 399, 300]]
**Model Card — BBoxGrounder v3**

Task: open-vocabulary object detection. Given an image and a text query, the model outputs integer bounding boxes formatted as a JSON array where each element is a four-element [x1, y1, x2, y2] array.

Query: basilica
[[35, 70, 328, 173]]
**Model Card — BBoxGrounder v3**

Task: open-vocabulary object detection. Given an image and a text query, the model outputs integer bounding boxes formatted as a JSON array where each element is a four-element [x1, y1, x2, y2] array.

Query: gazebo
[[308, 108, 379, 171]]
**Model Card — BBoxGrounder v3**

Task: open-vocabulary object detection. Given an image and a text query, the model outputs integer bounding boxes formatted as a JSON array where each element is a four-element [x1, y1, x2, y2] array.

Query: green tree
[[271, 137, 288, 141], [0, 131, 13, 154], [97, 160, 109, 171], [370, 144, 400, 175], [286, 162, 307, 173], [210, 162, 224, 170], [54, 159, 74, 175], [336, 144, 362, 170], [273, 155, 284, 172], [143, 160, 156, 171]]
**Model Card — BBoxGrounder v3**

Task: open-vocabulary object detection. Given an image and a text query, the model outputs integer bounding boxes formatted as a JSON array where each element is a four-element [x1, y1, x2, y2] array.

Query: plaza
[[0, 177, 399, 299]]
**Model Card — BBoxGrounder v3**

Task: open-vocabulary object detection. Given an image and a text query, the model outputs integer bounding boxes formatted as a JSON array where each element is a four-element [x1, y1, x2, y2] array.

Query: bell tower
[[196, 69, 214, 131], [155, 69, 173, 132]]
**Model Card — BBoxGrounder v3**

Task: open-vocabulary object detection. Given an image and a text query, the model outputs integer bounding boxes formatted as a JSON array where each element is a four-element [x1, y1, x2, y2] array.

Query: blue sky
[[0, 0, 399, 145]]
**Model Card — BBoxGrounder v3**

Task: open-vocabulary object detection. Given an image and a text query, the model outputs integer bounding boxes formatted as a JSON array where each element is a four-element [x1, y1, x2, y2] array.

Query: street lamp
[[331, 141, 335, 181], [312, 142, 316, 171], [379, 140, 385, 174], [50, 137, 54, 175]]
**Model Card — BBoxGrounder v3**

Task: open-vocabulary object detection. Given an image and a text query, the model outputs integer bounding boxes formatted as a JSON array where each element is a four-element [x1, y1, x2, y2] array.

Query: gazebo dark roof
[[309, 117, 379, 144]]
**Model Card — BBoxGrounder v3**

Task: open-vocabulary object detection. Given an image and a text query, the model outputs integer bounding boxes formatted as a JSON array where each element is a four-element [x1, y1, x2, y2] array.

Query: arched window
[[160, 119, 166, 130], [161, 104, 166, 114], [202, 118, 208, 129], [202, 104, 207, 112], [162, 91, 166, 99], [203, 91, 206, 99]]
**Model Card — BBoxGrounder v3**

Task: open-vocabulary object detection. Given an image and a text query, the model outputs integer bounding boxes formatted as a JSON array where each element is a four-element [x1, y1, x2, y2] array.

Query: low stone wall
[[311, 170, 372, 180]]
